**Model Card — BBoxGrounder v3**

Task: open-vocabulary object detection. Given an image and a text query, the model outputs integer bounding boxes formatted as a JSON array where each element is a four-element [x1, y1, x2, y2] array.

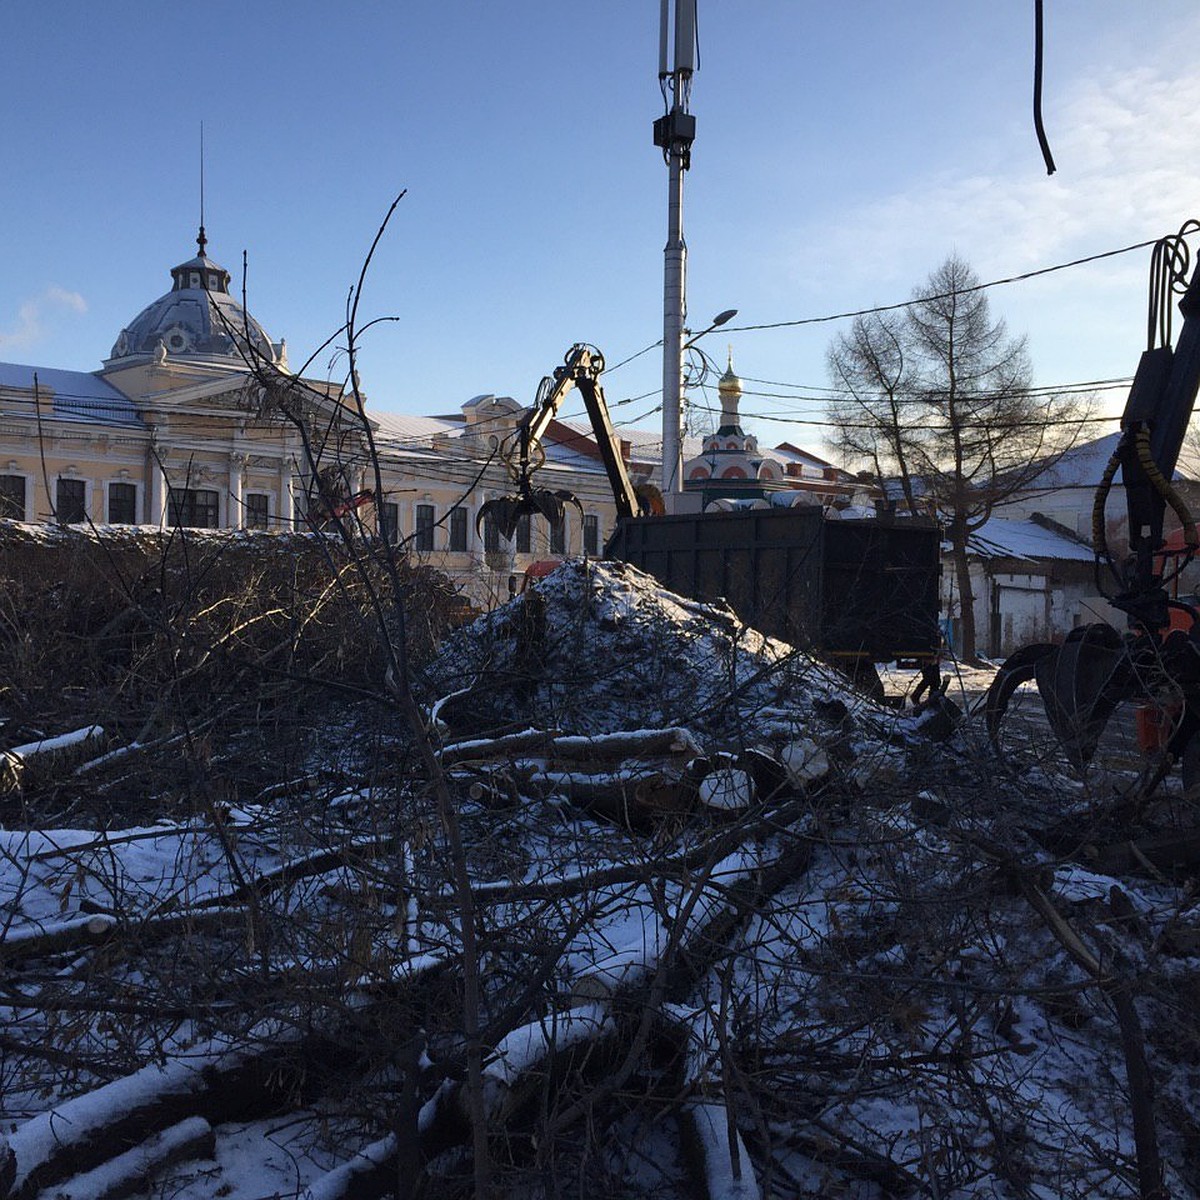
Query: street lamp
[[684, 308, 738, 351], [667, 307, 738, 494]]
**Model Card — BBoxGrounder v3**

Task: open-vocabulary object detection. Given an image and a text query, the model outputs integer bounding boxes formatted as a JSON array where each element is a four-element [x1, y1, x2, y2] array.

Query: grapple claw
[[984, 641, 1056, 751], [986, 623, 1135, 774], [1034, 623, 1129, 768], [476, 488, 584, 544]]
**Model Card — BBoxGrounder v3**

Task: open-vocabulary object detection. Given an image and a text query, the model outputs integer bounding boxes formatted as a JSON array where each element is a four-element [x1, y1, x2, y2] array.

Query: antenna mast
[[654, 0, 697, 501], [198, 122, 208, 258]]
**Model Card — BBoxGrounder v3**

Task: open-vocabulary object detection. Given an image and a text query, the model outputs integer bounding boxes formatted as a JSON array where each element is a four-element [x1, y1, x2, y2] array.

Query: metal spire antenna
[[654, 0, 697, 501], [197, 122, 207, 258]]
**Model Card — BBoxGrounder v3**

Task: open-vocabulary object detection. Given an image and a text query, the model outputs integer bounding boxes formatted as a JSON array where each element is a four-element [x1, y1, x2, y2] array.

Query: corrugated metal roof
[[0, 362, 143, 427], [965, 517, 1094, 562]]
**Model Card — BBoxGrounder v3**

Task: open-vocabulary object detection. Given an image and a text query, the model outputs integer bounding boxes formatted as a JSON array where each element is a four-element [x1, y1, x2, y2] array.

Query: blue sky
[[3, 2, 1200, 459]]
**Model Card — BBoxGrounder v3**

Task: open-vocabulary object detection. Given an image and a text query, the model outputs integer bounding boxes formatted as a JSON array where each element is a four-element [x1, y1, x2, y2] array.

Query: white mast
[[654, 0, 697, 501]]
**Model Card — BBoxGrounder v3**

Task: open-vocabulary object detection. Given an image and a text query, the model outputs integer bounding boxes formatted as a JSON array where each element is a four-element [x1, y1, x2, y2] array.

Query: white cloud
[[0, 286, 87, 351], [793, 49, 1200, 297], [763, 40, 1200, 396]]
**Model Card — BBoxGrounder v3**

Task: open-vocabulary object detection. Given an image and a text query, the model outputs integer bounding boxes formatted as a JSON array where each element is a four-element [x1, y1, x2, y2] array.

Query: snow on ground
[[4, 556, 1200, 1198]]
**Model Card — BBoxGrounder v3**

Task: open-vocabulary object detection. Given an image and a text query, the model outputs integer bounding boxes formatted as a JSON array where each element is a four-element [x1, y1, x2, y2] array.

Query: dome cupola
[[107, 228, 280, 368], [716, 350, 744, 436]]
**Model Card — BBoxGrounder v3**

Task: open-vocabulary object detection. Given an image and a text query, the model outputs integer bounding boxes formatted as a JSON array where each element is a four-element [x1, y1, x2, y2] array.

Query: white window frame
[[104, 477, 141, 525], [54, 474, 91, 525], [0, 469, 33, 521], [244, 491, 271, 530]]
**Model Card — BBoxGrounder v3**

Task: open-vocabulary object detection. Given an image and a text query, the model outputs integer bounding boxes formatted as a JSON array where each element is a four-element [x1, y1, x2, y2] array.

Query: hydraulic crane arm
[[1100, 245, 1200, 627], [515, 344, 645, 520], [985, 224, 1200, 796]]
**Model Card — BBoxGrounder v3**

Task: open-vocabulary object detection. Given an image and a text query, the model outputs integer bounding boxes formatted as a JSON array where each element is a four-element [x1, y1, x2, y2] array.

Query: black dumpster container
[[606, 507, 941, 664]]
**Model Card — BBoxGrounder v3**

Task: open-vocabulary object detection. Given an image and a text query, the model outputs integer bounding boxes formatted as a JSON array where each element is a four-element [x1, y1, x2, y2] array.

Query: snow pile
[[430, 558, 885, 743]]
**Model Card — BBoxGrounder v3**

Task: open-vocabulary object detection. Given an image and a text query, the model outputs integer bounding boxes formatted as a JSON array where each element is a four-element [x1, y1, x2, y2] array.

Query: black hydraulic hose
[[1033, 0, 1057, 175]]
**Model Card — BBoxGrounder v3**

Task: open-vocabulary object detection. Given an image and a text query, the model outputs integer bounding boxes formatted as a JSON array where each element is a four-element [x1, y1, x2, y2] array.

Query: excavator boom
[[986, 222, 1200, 797], [477, 344, 648, 546]]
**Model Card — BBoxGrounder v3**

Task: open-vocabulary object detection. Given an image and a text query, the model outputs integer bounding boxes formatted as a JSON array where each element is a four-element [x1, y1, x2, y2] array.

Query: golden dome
[[717, 349, 742, 397]]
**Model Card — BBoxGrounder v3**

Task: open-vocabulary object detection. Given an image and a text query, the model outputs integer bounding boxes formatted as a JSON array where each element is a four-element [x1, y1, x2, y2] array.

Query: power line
[[736, 372, 1135, 398], [736, 409, 1120, 432], [721, 237, 1161, 335]]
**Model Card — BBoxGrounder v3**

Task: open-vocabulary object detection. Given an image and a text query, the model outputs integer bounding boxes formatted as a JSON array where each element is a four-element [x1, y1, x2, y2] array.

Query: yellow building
[[0, 232, 659, 606]]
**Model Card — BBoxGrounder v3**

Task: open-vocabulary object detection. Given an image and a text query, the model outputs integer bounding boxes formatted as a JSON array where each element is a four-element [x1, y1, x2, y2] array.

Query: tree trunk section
[[950, 530, 978, 663]]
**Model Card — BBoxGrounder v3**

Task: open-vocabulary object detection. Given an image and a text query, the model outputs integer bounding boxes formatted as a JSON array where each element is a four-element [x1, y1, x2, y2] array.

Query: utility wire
[[736, 372, 1134, 398], [713, 238, 1162, 336]]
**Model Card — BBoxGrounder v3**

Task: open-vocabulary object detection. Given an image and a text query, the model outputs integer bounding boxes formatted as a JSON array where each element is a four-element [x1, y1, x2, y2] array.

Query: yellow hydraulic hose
[[1092, 429, 1198, 560], [1091, 447, 1122, 558], [1133, 425, 1198, 547]]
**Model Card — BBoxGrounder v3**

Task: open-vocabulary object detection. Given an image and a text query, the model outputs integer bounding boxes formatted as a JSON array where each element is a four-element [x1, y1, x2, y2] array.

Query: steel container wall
[[606, 508, 940, 661]]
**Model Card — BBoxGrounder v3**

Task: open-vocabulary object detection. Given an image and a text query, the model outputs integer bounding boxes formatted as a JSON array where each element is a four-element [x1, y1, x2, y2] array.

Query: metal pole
[[654, 0, 696, 503], [662, 146, 687, 497]]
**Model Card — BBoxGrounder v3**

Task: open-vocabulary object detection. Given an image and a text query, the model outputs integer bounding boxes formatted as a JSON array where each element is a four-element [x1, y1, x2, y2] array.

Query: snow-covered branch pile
[[2, 556, 1199, 1198]]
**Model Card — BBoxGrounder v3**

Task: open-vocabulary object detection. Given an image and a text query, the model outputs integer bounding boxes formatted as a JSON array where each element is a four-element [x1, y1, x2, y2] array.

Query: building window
[[449, 506, 468, 552], [415, 503, 435, 551], [56, 478, 87, 525], [381, 502, 399, 543], [0, 475, 26, 520], [246, 493, 269, 529], [484, 514, 501, 553], [167, 487, 219, 529], [583, 513, 599, 556], [516, 514, 531, 555], [549, 514, 566, 555], [108, 481, 137, 524]]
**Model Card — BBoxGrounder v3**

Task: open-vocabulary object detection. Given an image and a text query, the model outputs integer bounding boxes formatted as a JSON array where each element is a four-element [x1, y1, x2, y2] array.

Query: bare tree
[[827, 254, 1089, 663]]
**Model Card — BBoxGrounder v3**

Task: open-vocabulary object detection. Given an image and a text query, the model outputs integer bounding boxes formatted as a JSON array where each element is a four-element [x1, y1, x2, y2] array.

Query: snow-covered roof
[[1015, 433, 1122, 491], [965, 516, 1094, 562], [0, 362, 143, 427], [371, 411, 462, 446], [605, 423, 701, 465], [368, 400, 715, 482], [772, 441, 838, 470]]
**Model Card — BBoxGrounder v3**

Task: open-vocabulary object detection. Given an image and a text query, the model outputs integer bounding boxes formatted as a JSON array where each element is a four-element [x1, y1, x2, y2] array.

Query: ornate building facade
[[0, 231, 856, 605], [0, 232, 666, 605]]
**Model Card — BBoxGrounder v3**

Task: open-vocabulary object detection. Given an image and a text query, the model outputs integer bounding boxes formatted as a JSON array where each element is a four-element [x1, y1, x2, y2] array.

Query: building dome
[[716, 350, 744, 437], [717, 355, 743, 401], [106, 231, 280, 368]]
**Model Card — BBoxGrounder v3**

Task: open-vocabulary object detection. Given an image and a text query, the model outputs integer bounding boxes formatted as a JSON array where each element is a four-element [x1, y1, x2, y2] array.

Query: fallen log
[[678, 1100, 761, 1200], [697, 768, 755, 814], [38, 1117, 214, 1200], [1, 726, 104, 793], [0, 914, 117, 965], [0, 954, 449, 1200], [300, 1132, 398, 1200], [1088, 829, 1200, 876], [185, 837, 395, 908], [439, 726, 702, 769], [664, 1005, 761, 1200], [0, 905, 259, 967], [0, 1022, 302, 1200], [530, 767, 692, 825], [307, 843, 802, 1190]]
